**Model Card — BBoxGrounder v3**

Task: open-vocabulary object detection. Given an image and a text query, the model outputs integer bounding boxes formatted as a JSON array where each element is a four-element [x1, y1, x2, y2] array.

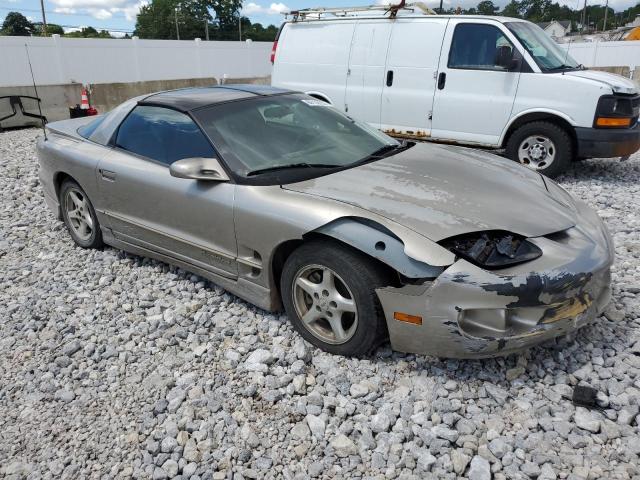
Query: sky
[[1, 0, 638, 36]]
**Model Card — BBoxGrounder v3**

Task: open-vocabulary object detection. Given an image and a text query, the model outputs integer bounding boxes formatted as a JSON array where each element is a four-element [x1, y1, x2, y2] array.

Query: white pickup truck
[[271, 4, 640, 177]]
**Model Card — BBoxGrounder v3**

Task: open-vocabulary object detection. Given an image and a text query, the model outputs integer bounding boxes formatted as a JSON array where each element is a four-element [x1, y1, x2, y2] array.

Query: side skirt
[[101, 228, 277, 312]]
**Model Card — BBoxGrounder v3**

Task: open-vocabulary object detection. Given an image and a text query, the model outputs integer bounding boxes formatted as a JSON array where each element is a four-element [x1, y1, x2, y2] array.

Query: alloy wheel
[[64, 188, 94, 241], [292, 264, 358, 345]]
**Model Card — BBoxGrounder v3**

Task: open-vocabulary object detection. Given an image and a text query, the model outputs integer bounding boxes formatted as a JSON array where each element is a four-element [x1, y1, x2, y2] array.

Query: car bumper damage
[[376, 201, 614, 359]]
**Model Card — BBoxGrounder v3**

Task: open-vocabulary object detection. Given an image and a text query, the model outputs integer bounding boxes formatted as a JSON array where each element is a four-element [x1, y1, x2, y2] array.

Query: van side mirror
[[170, 157, 230, 182], [495, 46, 520, 71]]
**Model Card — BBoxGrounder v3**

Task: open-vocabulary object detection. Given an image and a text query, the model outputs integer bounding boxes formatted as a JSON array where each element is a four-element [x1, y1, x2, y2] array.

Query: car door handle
[[437, 72, 446, 90], [99, 169, 116, 181], [386, 70, 394, 87]]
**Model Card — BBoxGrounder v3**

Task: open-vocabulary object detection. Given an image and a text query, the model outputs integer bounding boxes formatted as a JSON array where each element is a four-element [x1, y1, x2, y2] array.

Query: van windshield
[[506, 22, 580, 72]]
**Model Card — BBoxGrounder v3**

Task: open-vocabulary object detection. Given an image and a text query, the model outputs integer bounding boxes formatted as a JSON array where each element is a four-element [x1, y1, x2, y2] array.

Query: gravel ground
[[0, 128, 639, 480]]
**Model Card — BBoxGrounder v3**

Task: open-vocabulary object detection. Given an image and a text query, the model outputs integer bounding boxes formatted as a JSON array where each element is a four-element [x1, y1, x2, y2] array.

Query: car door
[[344, 20, 393, 128], [380, 18, 448, 138], [96, 105, 238, 278], [431, 20, 522, 146]]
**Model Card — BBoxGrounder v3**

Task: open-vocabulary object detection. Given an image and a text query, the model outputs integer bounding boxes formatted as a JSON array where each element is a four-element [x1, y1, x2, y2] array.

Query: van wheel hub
[[518, 135, 556, 170]]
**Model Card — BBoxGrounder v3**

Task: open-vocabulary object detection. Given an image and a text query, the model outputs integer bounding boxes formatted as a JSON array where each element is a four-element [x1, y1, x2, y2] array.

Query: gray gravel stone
[[1, 129, 639, 479], [468, 455, 491, 480]]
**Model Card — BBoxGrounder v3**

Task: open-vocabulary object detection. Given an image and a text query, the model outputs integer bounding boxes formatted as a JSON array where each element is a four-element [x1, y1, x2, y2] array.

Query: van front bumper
[[376, 200, 614, 359], [575, 123, 640, 159]]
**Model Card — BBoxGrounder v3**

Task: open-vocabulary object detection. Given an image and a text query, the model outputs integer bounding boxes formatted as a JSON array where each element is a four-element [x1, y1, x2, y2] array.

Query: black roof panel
[[140, 85, 294, 112]]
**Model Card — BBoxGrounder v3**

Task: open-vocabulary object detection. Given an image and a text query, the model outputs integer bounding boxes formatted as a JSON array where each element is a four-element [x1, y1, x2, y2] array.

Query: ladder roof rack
[[287, 2, 437, 21]]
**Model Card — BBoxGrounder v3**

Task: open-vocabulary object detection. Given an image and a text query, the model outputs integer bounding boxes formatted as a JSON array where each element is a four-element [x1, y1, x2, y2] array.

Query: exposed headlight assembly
[[440, 231, 542, 269]]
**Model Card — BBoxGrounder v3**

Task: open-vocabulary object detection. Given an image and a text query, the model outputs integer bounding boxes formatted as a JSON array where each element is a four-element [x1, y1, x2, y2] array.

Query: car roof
[[140, 84, 295, 113]]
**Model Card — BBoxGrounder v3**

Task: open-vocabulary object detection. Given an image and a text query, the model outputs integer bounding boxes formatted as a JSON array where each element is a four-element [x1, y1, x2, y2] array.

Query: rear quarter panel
[[37, 130, 111, 219]]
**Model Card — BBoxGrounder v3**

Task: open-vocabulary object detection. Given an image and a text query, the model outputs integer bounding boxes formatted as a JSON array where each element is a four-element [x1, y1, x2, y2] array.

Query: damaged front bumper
[[376, 200, 614, 359]]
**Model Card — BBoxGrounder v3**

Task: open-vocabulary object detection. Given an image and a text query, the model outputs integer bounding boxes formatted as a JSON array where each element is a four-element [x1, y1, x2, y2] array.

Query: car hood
[[563, 69, 638, 95], [283, 143, 577, 242]]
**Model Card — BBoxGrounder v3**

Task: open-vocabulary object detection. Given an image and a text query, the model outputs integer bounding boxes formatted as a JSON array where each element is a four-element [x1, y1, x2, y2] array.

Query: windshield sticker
[[302, 99, 331, 107]]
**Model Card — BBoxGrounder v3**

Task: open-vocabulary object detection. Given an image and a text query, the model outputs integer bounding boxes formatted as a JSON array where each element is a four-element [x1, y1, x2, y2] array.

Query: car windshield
[[506, 22, 580, 72], [193, 94, 398, 178]]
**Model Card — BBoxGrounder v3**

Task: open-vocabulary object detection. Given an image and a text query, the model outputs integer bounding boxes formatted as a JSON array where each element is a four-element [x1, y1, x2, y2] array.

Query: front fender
[[312, 217, 446, 279]]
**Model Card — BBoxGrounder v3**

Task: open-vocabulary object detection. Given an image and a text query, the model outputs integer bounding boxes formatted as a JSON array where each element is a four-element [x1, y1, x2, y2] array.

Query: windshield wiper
[[247, 162, 341, 176], [547, 64, 577, 72], [348, 141, 411, 168]]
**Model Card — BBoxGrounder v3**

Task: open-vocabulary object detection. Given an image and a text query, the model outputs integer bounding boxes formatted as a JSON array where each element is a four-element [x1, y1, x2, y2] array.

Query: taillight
[[270, 41, 278, 64]]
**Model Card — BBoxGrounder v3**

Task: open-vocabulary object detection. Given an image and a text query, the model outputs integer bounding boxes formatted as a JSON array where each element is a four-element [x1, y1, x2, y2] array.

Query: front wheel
[[280, 241, 389, 357], [506, 121, 573, 178]]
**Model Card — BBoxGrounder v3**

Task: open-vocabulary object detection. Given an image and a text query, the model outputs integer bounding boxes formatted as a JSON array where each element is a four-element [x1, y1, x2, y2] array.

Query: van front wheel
[[506, 121, 572, 178]]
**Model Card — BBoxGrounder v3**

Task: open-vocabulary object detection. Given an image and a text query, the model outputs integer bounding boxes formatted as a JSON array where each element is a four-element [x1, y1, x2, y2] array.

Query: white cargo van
[[271, 4, 640, 177]]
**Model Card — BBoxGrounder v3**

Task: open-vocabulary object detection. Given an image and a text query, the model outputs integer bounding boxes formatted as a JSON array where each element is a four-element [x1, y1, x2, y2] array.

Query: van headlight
[[440, 231, 542, 269], [594, 95, 637, 128]]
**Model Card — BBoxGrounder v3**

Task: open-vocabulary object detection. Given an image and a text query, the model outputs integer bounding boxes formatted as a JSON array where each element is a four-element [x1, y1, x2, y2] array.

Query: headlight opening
[[440, 231, 542, 269]]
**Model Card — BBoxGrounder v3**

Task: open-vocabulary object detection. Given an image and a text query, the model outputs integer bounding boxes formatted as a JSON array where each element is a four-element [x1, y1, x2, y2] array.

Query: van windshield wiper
[[247, 162, 342, 176], [546, 64, 578, 72]]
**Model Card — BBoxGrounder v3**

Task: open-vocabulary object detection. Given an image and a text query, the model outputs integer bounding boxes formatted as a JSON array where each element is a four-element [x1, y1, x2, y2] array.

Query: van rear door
[[431, 20, 522, 146], [379, 19, 448, 138], [271, 21, 355, 107], [344, 21, 393, 128]]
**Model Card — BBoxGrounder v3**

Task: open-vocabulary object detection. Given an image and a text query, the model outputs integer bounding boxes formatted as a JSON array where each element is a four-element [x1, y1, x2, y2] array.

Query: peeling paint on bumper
[[376, 200, 614, 359]]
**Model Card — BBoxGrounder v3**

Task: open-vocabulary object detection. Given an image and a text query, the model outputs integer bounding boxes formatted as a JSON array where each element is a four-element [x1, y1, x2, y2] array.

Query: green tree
[[33, 22, 65, 36], [1, 11, 36, 36], [136, 0, 216, 39], [501, 1, 523, 18], [477, 0, 498, 15]]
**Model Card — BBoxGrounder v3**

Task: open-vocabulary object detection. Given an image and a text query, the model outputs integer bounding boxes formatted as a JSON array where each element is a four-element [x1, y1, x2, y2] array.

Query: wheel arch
[[501, 110, 577, 155], [269, 217, 445, 308]]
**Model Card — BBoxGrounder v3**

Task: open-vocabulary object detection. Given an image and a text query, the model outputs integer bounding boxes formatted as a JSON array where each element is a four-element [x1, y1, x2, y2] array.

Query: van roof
[[284, 14, 526, 24]]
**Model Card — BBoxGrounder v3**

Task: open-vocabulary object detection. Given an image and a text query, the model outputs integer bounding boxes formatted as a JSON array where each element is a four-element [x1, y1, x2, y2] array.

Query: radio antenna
[[24, 44, 47, 140]]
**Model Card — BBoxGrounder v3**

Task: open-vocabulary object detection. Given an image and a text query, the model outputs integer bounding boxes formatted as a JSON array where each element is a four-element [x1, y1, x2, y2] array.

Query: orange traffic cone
[[80, 87, 90, 110]]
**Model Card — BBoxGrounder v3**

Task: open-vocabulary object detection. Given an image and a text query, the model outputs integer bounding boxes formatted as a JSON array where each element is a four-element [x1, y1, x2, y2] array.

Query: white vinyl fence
[[0, 35, 272, 87], [562, 40, 640, 73]]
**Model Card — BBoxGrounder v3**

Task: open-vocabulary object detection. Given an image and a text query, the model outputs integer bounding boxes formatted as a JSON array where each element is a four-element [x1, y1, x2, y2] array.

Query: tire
[[506, 121, 573, 178], [280, 241, 389, 357], [59, 179, 103, 249]]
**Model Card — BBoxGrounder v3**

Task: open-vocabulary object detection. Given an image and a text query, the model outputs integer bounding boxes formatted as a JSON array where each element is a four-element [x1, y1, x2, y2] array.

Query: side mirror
[[495, 46, 520, 71], [170, 157, 230, 182]]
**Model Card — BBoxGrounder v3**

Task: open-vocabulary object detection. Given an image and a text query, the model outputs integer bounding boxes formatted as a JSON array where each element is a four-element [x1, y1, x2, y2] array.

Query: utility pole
[[205, 19, 209, 41], [175, 7, 180, 40], [39, 0, 48, 36], [238, 13, 242, 41], [438, 0, 443, 14], [581, 0, 587, 33], [602, 0, 608, 31]]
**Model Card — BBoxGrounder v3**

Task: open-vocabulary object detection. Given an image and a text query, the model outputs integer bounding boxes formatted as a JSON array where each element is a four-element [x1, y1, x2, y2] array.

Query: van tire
[[506, 121, 572, 178]]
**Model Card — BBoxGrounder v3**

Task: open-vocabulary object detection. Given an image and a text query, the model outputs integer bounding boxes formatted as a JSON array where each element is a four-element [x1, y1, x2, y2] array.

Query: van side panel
[[380, 19, 448, 138], [508, 74, 605, 135], [345, 21, 393, 128], [271, 21, 355, 107]]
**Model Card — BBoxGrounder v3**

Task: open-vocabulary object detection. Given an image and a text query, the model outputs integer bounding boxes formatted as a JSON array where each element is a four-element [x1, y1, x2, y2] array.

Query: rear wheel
[[506, 121, 572, 178], [281, 241, 389, 357], [59, 179, 103, 249]]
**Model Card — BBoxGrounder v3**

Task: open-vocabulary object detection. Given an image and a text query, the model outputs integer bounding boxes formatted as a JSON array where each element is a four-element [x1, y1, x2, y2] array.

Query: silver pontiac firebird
[[37, 85, 614, 358]]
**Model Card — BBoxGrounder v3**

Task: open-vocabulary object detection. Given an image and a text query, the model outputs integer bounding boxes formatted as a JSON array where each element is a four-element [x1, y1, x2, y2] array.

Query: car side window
[[448, 23, 515, 71], [115, 105, 215, 165]]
